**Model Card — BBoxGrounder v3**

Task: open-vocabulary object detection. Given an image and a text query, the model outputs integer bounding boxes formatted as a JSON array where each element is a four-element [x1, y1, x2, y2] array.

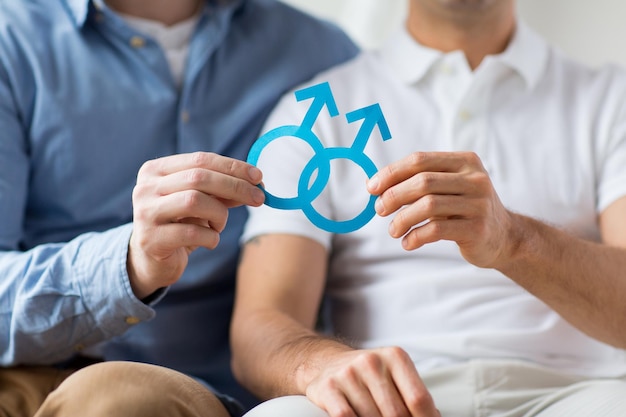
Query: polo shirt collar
[[495, 20, 548, 90], [379, 25, 442, 86], [60, 0, 246, 27], [380, 19, 548, 90]]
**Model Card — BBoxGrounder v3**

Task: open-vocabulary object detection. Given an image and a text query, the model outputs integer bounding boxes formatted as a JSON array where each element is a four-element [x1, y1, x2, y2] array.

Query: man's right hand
[[127, 152, 265, 300], [302, 347, 440, 417]]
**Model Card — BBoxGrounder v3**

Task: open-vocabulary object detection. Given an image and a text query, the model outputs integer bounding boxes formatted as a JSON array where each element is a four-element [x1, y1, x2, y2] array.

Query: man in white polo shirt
[[231, 0, 626, 416]]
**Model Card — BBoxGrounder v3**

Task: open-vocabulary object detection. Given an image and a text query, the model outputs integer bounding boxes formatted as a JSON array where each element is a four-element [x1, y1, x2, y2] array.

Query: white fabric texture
[[244, 360, 626, 417], [242, 21, 626, 378]]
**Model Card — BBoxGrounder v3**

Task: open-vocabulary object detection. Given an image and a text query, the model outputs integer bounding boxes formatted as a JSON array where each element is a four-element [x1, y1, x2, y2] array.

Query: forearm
[[231, 307, 352, 400], [498, 213, 626, 348]]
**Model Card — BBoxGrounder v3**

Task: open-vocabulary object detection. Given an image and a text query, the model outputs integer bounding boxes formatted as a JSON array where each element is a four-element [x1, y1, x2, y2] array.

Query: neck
[[104, 0, 203, 26], [407, 0, 516, 69]]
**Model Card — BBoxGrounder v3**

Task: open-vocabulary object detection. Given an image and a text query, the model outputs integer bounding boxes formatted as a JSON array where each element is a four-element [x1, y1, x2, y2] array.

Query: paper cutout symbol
[[247, 82, 392, 234]]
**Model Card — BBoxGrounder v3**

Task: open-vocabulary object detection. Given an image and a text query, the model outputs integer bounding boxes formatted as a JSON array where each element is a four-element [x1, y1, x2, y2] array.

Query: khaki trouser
[[0, 361, 230, 417]]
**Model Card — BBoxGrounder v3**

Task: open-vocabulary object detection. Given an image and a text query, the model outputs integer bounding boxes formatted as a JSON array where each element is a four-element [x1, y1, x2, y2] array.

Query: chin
[[430, 0, 501, 10]]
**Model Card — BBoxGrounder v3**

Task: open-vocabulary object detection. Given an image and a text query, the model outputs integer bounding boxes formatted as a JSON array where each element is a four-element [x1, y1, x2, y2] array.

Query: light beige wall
[[281, 0, 626, 68], [518, 0, 626, 68]]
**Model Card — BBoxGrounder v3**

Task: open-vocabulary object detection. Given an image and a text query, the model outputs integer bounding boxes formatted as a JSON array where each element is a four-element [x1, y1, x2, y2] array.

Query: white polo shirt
[[242, 22, 626, 377]]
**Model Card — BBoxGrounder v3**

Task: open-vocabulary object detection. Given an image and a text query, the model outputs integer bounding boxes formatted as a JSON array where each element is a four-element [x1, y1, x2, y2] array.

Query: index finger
[[366, 152, 480, 195], [140, 152, 263, 185], [387, 350, 439, 416]]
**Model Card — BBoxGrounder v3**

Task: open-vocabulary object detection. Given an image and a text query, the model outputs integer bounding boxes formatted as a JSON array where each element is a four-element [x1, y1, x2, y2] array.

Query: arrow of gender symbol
[[346, 104, 393, 152], [295, 82, 339, 132]]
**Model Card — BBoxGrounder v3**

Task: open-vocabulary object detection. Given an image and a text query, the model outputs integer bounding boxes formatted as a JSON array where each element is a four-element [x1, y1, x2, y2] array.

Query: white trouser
[[244, 359, 626, 417]]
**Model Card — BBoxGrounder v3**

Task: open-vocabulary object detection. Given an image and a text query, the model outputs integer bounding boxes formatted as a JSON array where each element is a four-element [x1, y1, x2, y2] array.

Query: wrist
[[126, 239, 165, 300], [495, 213, 537, 273], [293, 339, 353, 394], [126, 252, 156, 300]]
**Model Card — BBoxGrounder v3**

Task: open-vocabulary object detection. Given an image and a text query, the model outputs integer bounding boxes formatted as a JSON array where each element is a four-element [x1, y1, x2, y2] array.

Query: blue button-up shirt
[[0, 0, 357, 406]]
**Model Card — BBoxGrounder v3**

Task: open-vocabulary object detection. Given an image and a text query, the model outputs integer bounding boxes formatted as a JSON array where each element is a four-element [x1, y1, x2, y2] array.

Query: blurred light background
[[280, 0, 626, 69]]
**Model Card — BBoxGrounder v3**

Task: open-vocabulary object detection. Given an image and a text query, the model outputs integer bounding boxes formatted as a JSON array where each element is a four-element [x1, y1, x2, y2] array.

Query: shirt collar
[[60, 0, 90, 26], [61, 0, 245, 27], [380, 20, 549, 90], [494, 20, 548, 90], [379, 26, 442, 86]]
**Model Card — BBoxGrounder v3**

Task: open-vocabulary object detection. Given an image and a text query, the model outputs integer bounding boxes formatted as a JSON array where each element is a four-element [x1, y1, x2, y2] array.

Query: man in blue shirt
[[0, 0, 357, 415]]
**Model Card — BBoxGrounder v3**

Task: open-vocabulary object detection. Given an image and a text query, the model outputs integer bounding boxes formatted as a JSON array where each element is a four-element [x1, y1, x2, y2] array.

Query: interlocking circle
[[247, 82, 392, 234], [247, 125, 330, 211]]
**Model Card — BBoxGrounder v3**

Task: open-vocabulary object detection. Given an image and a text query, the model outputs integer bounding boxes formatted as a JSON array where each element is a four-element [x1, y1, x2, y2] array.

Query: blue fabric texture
[[0, 0, 358, 409]]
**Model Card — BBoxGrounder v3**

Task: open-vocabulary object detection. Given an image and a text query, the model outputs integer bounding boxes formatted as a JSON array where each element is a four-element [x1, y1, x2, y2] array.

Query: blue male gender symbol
[[247, 82, 392, 234]]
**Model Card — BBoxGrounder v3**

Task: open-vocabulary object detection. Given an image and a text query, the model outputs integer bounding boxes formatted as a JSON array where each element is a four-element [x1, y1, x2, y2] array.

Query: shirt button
[[181, 110, 190, 123], [440, 64, 454, 75], [459, 110, 472, 121], [74, 344, 85, 352], [130, 36, 146, 48], [125, 316, 141, 325]]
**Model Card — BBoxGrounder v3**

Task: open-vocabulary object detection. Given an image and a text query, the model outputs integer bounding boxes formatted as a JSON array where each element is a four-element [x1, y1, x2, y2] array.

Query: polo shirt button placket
[[459, 109, 473, 122]]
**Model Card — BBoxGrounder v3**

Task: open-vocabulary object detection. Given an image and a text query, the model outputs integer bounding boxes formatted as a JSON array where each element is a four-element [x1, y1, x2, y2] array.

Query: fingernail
[[375, 197, 385, 214], [252, 187, 265, 205], [249, 167, 262, 183], [388, 221, 396, 237], [367, 175, 379, 193]]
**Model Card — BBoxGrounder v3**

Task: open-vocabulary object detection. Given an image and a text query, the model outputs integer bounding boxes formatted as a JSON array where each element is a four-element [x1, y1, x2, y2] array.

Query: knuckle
[[421, 194, 437, 212], [132, 206, 149, 224], [468, 171, 492, 194], [408, 152, 426, 167], [355, 351, 383, 371], [387, 407, 410, 417], [182, 190, 201, 209], [405, 390, 433, 412], [318, 377, 340, 392], [130, 229, 151, 250], [131, 182, 148, 201], [383, 187, 398, 206], [393, 210, 408, 231], [185, 168, 206, 188], [232, 177, 248, 197], [139, 158, 158, 176], [478, 172, 492, 188], [379, 164, 393, 180], [191, 151, 209, 167], [334, 407, 356, 417], [181, 223, 201, 241], [337, 366, 358, 382], [131, 188, 154, 221], [426, 220, 444, 237], [385, 346, 410, 361], [464, 151, 481, 165], [227, 157, 239, 175], [416, 172, 435, 190]]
